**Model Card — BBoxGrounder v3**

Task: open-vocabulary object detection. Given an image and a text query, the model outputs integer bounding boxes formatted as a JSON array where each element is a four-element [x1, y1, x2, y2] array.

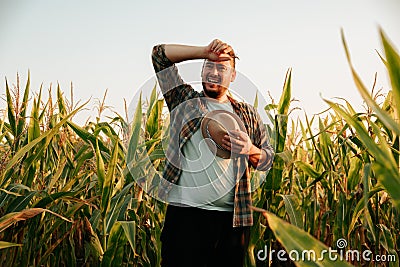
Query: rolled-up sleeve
[[151, 45, 195, 112]]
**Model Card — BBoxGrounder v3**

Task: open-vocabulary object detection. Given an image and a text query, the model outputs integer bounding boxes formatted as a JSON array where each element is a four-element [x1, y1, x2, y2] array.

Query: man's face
[[201, 59, 236, 99]]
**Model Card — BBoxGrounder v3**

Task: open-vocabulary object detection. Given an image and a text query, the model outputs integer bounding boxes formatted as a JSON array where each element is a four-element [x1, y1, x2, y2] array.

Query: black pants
[[161, 205, 250, 267]]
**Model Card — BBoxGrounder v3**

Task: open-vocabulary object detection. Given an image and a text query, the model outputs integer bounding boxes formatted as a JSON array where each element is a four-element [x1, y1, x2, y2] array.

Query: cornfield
[[0, 30, 398, 266]]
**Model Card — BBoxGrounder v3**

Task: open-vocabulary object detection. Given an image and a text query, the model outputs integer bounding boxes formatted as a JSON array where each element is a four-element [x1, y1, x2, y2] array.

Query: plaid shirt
[[152, 44, 274, 227]]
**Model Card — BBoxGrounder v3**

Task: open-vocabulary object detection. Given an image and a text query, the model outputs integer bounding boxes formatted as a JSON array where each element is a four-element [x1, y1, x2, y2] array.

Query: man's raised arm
[[163, 39, 234, 63], [151, 39, 235, 111]]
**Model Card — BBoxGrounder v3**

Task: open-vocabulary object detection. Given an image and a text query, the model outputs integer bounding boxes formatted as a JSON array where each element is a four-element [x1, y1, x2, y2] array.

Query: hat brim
[[200, 110, 247, 159]]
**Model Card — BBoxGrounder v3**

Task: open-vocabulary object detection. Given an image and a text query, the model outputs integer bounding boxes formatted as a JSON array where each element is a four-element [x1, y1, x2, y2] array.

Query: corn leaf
[[119, 221, 136, 254], [101, 222, 127, 267], [0, 241, 22, 250], [0, 208, 71, 233], [5, 80, 16, 137], [2, 100, 89, 186], [101, 139, 119, 216], [251, 207, 353, 267], [16, 71, 30, 137], [341, 29, 400, 136], [278, 194, 304, 229], [380, 28, 400, 121], [126, 93, 142, 165]]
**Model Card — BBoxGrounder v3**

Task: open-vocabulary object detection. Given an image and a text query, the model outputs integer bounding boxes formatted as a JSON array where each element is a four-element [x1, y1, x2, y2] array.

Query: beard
[[202, 82, 228, 99]]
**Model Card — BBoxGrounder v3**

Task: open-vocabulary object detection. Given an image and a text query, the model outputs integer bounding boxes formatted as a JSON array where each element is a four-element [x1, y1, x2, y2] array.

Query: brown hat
[[201, 110, 246, 159]]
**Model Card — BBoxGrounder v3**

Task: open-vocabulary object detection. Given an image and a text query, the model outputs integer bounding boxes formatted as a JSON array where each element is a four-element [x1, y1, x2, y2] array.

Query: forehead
[[203, 59, 234, 68]]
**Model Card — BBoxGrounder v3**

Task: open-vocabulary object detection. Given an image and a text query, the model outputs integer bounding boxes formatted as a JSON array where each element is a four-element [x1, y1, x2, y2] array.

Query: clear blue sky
[[1, 0, 399, 124]]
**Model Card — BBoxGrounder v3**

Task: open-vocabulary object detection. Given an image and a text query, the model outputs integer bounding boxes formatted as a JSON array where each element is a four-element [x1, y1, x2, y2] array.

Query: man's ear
[[230, 69, 237, 82]]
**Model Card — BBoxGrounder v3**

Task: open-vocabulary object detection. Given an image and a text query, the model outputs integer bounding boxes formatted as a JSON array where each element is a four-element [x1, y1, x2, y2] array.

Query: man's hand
[[221, 129, 266, 167], [221, 129, 252, 155], [204, 39, 234, 62]]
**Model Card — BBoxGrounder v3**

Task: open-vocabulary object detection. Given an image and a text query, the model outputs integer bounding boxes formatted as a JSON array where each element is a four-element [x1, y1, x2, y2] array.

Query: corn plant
[[0, 28, 399, 267], [0, 76, 166, 266], [248, 29, 399, 267]]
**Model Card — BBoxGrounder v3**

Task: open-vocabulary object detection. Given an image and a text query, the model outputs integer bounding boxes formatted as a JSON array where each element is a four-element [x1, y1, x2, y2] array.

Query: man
[[151, 39, 274, 267]]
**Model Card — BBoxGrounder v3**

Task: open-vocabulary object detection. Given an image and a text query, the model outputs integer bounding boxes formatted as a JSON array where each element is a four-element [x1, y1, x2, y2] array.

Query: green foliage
[[0, 77, 165, 266], [249, 29, 399, 266], [0, 28, 399, 266]]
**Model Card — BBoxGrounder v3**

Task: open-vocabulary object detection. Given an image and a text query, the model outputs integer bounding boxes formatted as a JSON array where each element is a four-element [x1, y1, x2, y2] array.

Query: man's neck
[[203, 91, 229, 103]]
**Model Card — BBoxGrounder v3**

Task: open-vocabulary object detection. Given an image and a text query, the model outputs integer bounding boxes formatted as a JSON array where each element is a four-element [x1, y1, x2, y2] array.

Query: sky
[[1, 0, 399, 125]]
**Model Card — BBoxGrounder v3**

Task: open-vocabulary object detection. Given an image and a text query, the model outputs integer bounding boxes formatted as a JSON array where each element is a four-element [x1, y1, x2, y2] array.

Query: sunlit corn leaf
[[95, 139, 106, 190], [101, 139, 119, 217], [0, 241, 22, 250], [380, 28, 400, 121], [276, 150, 292, 163], [28, 97, 41, 142], [253, 91, 259, 109], [264, 70, 292, 191], [16, 71, 30, 138], [277, 68, 292, 115], [146, 83, 157, 118], [295, 161, 321, 179], [1, 100, 89, 186], [325, 99, 400, 210], [0, 208, 71, 233], [146, 99, 164, 139], [251, 207, 353, 267], [119, 221, 136, 254], [318, 117, 333, 168], [126, 92, 142, 165], [347, 157, 363, 190], [57, 83, 68, 115], [341, 29, 400, 136], [278, 194, 304, 229], [67, 121, 109, 153], [5, 80, 16, 137], [304, 115, 328, 170]]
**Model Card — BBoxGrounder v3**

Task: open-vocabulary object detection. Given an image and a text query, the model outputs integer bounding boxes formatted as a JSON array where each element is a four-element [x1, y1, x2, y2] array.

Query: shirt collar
[[199, 91, 239, 108]]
